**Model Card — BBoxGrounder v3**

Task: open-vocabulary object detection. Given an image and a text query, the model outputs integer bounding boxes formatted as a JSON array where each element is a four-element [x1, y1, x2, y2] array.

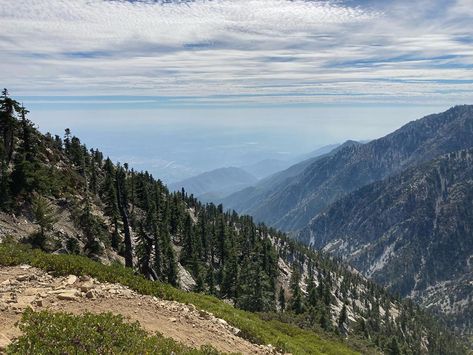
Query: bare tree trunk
[[116, 171, 133, 268]]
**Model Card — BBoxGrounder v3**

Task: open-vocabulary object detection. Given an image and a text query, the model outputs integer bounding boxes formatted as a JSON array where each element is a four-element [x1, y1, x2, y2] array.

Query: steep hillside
[[241, 159, 290, 180], [223, 106, 473, 231], [0, 92, 466, 353], [298, 149, 473, 337], [0, 245, 361, 355], [241, 143, 343, 180], [295, 143, 342, 162], [222, 140, 361, 213], [169, 167, 257, 202]]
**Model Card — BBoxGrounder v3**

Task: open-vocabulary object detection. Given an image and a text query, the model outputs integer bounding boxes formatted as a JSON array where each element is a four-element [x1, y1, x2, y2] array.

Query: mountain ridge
[[0, 92, 466, 353], [168, 166, 257, 202], [222, 105, 473, 232], [298, 147, 473, 337], [220, 140, 362, 214]]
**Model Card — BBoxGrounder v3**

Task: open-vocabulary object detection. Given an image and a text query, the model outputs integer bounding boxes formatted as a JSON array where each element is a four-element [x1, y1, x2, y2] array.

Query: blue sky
[[1, 0, 472, 182]]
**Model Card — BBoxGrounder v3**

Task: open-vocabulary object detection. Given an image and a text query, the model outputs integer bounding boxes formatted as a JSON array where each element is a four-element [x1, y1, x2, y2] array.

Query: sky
[[1, 0, 472, 182]]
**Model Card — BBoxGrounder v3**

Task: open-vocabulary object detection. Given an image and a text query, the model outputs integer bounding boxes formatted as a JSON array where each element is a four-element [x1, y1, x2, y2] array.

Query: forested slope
[[299, 149, 473, 337], [0, 90, 466, 354], [223, 106, 473, 232]]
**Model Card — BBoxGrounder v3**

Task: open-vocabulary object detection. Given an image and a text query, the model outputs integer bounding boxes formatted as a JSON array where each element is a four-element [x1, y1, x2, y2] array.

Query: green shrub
[[7, 309, 221, 355]]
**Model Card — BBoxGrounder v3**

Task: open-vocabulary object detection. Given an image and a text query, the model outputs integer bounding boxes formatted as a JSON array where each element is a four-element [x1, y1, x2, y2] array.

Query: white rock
[[217, 318, 228, 326], [65, 275, 78, 285]]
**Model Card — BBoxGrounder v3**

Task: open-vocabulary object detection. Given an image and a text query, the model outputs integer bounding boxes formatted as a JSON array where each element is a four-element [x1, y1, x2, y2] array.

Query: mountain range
[[298, 148, 473, 336], [0, 93, 466, 353], [168, 167, 258, 202], [170, 143, 348, 203], [222, 105, 473, 232], [220, 105, 473, 338]]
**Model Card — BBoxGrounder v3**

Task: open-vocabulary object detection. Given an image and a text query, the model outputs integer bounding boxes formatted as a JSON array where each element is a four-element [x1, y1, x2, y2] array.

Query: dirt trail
[[0, 266, 276, 354]]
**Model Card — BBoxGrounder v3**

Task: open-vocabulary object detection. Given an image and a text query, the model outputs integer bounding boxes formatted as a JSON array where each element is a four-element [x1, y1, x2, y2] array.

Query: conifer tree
[[290, 266, 304, 314], [206, 268, 216, 295], [136, 222, 156, 280], [338, 304, 348, 335], [320, 306, 331, 331], [0, 89, 20, 165], [116, 166, 133, 268], [181, 214, 195, 265], [279, 286, 286, 312], [63, 128, 71, 155], [221, 247, 238, 299], [166, 243, 178, 286], [31, 194, 57, 249], [216, 215, 227, 265]]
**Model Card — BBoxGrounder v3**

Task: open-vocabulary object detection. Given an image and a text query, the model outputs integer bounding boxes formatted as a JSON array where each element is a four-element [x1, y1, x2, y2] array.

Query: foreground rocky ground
[[0, 265, 277, 354]]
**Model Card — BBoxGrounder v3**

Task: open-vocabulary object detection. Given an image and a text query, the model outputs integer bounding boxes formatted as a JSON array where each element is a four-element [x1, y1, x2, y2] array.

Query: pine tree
[[338, 304, 348, 335], [206, 268, 216, 295], [181, 214, 195, 265], [0, 160, 10, 210], [306, 269, 318, 307], [279, 287, 286, 312], [11, 106, 45, 198], [387, 337, 401, 355], [63, 128, 71, 156], [319, 306, 332, 331], [78, 195, 104, 257], [0, 88, 20, 165], [136, 222, 155, 280], [116, 166, 133, 268], [221, 247, 238, 299], [216, 215, 227, 265], [31, 194, 57, 249], [290, 266, 304, 314], [166, 244, 178, 286]]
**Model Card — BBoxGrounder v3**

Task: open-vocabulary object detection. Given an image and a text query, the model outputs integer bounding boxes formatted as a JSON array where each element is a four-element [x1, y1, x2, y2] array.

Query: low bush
[[7, 309, 221, 355]]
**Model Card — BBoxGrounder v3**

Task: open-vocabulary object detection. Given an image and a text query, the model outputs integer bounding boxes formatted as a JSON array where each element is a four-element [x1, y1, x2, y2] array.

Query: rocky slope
[[298, 149, 473, 336], [0, 265, 275, 354], [223, 105, 473, 231]]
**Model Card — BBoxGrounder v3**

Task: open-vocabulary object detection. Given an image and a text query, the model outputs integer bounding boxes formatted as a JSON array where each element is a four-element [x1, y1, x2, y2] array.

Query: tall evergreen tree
[[31, 194, 57, 249], [279, 286, 286, 312], [290, 266, 304, 314], [116, 166, 133, 268]]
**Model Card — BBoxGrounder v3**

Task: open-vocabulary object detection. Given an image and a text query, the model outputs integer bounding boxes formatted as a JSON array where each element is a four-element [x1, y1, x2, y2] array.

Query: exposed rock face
[[177, 262, 196, 291], [223, 105, 473, 231], [298, 149, 473, 336]]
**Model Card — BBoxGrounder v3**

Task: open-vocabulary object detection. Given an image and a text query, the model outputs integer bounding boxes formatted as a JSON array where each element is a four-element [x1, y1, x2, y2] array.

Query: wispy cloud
[[1, 0, 472, 105]]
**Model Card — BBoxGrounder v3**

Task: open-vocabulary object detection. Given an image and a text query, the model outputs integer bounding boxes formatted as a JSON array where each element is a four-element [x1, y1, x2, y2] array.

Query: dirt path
[[0, 266, 276, 354]]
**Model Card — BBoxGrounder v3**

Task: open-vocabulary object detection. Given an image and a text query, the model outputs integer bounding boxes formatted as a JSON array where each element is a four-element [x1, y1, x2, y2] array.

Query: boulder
[[57, 291, 79, 301]]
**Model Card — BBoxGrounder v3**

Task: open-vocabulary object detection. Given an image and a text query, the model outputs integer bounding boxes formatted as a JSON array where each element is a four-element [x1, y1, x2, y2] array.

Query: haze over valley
[[1, 0, 472, 353]]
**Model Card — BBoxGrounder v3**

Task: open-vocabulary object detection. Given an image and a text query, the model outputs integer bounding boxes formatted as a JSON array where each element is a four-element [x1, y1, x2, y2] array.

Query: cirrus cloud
[[0, 0, 472, 105]]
